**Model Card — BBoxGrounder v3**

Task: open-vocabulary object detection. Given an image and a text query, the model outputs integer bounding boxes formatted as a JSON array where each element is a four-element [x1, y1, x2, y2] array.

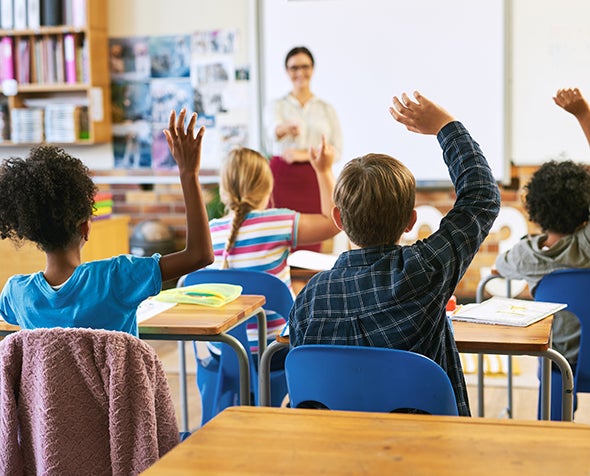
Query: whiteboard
[[511, 0, 590, 164], [259, 0, 506, 184]]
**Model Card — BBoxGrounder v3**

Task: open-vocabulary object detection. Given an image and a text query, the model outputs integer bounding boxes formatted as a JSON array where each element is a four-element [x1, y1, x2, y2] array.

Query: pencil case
[[153, 283, 243, 307]]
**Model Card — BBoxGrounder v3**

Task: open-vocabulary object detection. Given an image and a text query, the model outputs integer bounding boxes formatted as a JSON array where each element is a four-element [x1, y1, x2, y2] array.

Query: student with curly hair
[[208, 138, 340, 364], [0, 109, 214, 336], [495, 89, 590, 376]]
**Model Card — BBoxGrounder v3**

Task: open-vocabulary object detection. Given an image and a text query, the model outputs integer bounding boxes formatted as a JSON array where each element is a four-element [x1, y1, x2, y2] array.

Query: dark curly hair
[[0, 145, 97, 252], [524, 160, 590, 234]]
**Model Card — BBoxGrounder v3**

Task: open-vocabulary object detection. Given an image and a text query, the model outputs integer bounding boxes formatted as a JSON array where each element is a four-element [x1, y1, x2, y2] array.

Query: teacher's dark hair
[[285, 46, 314, 68]]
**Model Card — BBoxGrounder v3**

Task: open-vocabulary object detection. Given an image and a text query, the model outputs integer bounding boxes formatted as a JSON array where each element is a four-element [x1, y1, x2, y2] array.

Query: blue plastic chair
[[182, 269, 293, 425], [284, 344, 459, 415], [534, 268, 590, 421]]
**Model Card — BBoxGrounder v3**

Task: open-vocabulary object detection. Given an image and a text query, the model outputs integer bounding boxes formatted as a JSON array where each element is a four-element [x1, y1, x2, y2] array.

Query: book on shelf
[[1, 0, 13, 29], [450, 296, 567, 327], [27, 0, 40, 29], [13, 0, 27, 30], [71, 0, 86, 27], [15, 37, 30, 83], [0, 37, 14, 82], [41, 0, 62, 26], [64, 33, 76, 83]]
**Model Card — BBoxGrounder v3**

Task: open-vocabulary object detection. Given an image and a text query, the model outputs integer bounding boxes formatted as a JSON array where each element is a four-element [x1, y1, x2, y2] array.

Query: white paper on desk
[[136, 299, 176, 323], [451, 296, 566, 327], [287, 250, 338, 271]]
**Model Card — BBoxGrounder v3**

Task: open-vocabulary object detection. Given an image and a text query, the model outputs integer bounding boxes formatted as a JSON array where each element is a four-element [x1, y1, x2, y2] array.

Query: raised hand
[[309, 134, 335, 172], [388, 91, 455, 135], [163, 108, 205, 174], [553, 87, 590, 118]]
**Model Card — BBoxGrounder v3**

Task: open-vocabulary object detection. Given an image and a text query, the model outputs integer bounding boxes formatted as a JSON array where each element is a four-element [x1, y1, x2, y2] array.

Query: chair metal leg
[[259, 340, 289, 406], [178, 340, 189, 432]]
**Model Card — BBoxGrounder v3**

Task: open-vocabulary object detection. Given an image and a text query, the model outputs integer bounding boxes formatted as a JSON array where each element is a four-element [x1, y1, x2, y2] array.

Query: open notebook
[[450, 296, 566, 327]]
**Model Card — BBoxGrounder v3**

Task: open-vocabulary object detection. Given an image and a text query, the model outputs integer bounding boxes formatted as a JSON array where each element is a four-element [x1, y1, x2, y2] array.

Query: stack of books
[[10, 108, 44, 143], [93, 191, 113, 220], [44, 104, 78, 142]]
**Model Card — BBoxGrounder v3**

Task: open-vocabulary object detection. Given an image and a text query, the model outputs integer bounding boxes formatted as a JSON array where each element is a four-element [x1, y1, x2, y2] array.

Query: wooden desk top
[[274, 316, 553, 353], [0, 295, 266, 338], [142, 406, 590, 475], [138, 295, 266, 337], [453, 315, 553, 353]]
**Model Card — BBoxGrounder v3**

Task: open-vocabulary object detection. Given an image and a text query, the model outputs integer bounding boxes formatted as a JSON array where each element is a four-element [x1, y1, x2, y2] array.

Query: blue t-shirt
[[0, 254, 162, 337]]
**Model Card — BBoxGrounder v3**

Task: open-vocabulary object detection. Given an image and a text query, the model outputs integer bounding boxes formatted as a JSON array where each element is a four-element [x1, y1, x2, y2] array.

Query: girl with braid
[[208, 136, 339, 366]]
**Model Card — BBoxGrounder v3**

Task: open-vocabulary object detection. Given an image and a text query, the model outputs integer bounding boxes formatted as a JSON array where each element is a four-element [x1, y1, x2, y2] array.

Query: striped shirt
[[209, 208, 299, 353]]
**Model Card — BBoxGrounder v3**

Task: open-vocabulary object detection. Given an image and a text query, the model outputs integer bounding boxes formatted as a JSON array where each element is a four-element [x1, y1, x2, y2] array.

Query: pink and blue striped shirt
[[209, 208, 299, 353]]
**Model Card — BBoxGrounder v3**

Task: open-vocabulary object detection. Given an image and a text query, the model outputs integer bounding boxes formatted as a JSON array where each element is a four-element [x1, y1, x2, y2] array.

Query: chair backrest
[[184, 268, 293, 414], [285, 344, 459, 416], [0, 327, 179, 475], [183, 268, 294, 319], [534, 268, 590, 392]]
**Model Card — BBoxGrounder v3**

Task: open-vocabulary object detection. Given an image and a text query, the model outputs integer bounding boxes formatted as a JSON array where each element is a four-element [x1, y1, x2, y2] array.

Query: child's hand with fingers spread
[[388, 91, 455, 135], [163, 108, 205, 175]]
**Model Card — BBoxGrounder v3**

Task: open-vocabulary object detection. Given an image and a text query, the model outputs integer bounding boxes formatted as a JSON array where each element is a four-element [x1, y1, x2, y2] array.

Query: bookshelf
[[0, 0, 111, 145]]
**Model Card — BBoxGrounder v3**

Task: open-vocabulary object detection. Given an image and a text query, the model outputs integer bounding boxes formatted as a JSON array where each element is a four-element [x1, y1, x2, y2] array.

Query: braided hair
[[219, 148, 273, 268]]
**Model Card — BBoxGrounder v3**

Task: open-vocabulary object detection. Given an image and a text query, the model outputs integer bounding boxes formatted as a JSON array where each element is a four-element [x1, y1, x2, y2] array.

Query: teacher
[[264, 46, 342, 252]]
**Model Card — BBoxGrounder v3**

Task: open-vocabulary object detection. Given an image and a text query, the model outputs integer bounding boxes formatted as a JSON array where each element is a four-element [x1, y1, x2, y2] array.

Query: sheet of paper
[[451, 296, 566, 327], [136, 299, 176, 323], [287, 250, 338, 271]]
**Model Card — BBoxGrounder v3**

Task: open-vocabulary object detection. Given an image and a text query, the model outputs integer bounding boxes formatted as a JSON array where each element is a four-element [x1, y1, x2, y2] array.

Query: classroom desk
[[0, 294, 267, 434], [453, 317, 574, 421], [140, 406, 590, 476], [258, 316, 574, 421], [138, 295, 266, 432]]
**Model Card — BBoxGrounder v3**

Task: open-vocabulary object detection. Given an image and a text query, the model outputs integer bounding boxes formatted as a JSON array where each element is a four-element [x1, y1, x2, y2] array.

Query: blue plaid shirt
[[289, 121, 501, 416]]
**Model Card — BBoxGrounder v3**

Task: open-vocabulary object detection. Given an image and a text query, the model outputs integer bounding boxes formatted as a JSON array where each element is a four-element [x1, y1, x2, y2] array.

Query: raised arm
[[554, 87, 590, 147], [390, 90, 500, 285], [296, 134, 340, 245], [159, 109, 214, 282]]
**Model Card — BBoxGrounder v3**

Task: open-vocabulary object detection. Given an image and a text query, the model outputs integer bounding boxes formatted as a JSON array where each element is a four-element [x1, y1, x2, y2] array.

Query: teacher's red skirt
[[270, 156, 322, 253]]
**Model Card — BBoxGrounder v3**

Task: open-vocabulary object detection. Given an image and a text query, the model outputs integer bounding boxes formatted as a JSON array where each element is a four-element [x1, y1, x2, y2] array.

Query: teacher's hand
[[309, 134, 334, 172], [276, 122, 300, 140]]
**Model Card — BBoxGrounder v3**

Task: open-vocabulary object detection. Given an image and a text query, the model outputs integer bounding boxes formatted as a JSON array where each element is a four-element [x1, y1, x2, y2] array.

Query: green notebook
[[153, 283, 243, 307]]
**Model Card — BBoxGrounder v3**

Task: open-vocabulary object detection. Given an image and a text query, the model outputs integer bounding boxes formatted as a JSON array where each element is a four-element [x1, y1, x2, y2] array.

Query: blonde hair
[[219, 148, 273, 268], [334, 154, 415, 247]]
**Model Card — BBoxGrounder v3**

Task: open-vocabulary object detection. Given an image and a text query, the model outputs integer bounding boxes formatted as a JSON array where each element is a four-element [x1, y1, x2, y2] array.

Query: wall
[[91, 2, 573, 298], [99, 164, 539, 301]]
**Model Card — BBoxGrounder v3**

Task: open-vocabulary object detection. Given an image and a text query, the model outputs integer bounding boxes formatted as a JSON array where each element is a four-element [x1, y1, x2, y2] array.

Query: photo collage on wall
[[109, 29, 250, 170]]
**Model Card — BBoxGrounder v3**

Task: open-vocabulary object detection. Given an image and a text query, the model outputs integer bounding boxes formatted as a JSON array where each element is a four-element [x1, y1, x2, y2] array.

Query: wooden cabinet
[[0, 215, 129, 290], [0, 0, 111, 145]]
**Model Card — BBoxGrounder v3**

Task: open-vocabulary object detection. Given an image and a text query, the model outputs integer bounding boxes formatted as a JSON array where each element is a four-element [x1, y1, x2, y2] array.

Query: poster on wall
[[108, 28, 247, 171]]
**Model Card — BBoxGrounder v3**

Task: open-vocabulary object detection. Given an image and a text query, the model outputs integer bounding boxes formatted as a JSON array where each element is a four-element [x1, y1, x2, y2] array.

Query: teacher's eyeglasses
[[287, 64, 313, 72]]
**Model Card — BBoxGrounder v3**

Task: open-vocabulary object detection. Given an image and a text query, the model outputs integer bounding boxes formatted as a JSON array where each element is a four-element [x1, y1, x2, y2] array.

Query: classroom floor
[[146, 341, 590, 431]]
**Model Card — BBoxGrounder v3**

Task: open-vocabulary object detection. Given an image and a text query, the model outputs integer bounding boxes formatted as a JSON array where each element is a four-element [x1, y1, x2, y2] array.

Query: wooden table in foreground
[[139, 295, 266, 432], [142, 406, 590, 476], [259, 316, 574, 421]]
